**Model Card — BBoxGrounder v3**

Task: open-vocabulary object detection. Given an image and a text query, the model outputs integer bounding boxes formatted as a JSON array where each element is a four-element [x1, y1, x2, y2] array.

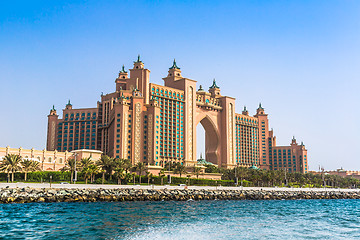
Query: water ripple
[[0, 200, 359, 239]]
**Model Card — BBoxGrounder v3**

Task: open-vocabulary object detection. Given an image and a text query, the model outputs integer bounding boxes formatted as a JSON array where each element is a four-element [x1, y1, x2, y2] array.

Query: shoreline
[[1, 182, 360, 192], [1, 183, 360, 203]]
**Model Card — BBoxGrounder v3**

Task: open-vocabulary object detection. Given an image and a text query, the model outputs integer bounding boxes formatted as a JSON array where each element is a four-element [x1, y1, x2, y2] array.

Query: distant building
[[197, 153, 214, 165], [316, 168, 360, 180], [269, 136, 308, 173], [0, 146, 102, 171], [47, 56, 308, 173]]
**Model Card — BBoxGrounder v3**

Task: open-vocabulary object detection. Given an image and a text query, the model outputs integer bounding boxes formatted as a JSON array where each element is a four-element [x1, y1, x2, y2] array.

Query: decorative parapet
[[196, 92, 222, 110], [235, 113, 258, 127]]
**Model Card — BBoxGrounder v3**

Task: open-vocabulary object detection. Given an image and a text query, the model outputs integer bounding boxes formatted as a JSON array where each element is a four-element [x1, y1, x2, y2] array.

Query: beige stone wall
[[0, 146, 68, 171], [0, 147, 102, 171]]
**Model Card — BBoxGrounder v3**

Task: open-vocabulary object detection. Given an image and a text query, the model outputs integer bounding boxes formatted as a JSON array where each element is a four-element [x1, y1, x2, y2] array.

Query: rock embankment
[[1, 188, 360, 203]]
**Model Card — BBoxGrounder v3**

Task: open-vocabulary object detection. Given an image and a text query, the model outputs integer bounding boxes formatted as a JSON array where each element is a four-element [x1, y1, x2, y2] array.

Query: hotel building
[[47, 57, 308, 173]]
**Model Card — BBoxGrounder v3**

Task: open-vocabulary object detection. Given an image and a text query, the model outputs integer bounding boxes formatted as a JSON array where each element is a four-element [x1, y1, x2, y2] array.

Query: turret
[[133, 54, 144, 69], [49, 105, 57, 116], [256, 103, 265, 115], [129, 55, 150, 104], [47, 105, 59, 151], [167, 59, 182, 78], [65, 100, 72, 110], [242, 106, 249, 116], [116, 65, 129, 91], [209, 79, 221, 97]]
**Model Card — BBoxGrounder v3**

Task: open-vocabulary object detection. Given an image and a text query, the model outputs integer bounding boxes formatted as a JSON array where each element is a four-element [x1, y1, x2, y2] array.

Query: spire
[[120, 65, 127, 73], [65, 99, 72, 110], [169, 59, 180, 70], [52, 105, 56, 111], [244, 106, 247, 112], [198, 85, 204, 91], [258, 103, 264, 110], [135, 54, 142, 63], [210, 78, 219, 89], [292, 136, 296, 140]]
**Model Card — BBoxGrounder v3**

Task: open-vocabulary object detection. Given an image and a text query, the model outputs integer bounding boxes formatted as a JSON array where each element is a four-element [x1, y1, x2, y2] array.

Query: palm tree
[[135, 162, 146, 184], [123, 159, 133, 173], [64, 158, 76, 183], [88, 164, 99, 183], [236, 167, 248, 187], [1, 154, 22, 182], [81, 157, 92, 169], [114, 158, 125, 169], [80, 157, 93, 183], [159, 169, 165, 185], [187, 174, 192, 185], [0, 157, 11, 182], [32, 160, 41, 171], [21, 159, 40, 181], [146, 171, 153, 185], [114, 167, 125, 185], [193, 166, 202, 179], [96, 155, 115, 184], [174, 164, 187, 178]]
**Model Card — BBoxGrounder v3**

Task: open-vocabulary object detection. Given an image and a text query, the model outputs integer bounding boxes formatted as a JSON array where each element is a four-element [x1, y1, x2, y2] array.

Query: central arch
[[196, 115, 220, 165]]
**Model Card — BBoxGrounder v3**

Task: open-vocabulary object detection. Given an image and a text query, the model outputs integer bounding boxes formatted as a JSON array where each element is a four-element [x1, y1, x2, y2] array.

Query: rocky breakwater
[[0, 188, 360, 203]]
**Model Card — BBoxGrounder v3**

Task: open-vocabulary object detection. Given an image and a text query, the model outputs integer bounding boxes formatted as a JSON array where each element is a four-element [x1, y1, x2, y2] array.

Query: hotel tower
[[47, 56, 308, 173]]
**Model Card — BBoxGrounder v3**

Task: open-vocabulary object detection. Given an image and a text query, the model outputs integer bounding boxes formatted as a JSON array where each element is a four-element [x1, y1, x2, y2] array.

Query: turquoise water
[[0, 199, 359, 239]]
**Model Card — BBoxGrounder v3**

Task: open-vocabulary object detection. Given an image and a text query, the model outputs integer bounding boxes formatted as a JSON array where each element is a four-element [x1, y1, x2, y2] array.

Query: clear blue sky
[[1, 0, 359, 170]]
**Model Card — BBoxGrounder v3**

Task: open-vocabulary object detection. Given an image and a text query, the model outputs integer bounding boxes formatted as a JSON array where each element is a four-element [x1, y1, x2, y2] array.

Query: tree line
[[217, 165, 360, 188], [1, 153, 359, 188]]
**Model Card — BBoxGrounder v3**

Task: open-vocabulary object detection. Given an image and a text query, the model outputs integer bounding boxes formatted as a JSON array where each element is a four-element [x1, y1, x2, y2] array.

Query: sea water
[[0, 199, 359, 239]]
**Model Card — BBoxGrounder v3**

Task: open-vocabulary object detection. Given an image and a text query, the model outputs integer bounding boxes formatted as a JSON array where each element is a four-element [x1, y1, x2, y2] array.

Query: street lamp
[[50, 175, 52, 188], [73, 153, 78, 184], [284, 167, 288, 187], [234, 162, 239, 186], [53, 158, 56, 172], [167, 161, 171, 184]]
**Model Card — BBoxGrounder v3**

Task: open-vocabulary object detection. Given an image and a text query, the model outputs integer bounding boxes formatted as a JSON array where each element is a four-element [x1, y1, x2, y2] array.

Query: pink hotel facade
[[46, 57, 308, 173]]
